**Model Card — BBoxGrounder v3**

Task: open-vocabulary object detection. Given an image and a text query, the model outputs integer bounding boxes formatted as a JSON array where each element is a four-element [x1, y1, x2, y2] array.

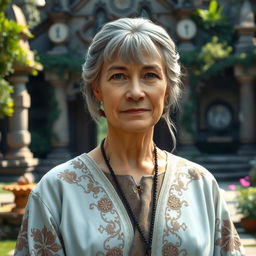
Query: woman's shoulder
[[166, 152, 216, 182], [34, 153, 96, 191]]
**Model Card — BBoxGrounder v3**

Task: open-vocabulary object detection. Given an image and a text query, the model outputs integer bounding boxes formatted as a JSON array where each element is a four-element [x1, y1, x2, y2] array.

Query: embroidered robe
[[14, 153, 245, 256]]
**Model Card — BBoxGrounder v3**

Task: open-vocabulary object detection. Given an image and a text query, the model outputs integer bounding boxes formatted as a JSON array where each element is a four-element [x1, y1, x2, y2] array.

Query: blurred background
[[0, 0, 256, 182], [0, 1, 256, 255]]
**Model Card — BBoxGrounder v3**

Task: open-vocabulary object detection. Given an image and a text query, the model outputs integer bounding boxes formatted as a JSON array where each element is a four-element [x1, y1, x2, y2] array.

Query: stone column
[[6, 75, 33, 160], [45, 70, 71, 161], [235, 0, 255, 54], [235, 66, 256, 154], [0, 74, 38, 181]]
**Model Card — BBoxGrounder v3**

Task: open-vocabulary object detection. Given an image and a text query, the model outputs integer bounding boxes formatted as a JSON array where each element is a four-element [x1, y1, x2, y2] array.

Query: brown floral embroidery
[[162, 242, 179, 256], [58, 157, 125, 255], [188, 168, 205, 180], [167, 195, 184, 210], [97, 197, 113, 213], [15, 212, 29, 252], [104, 223, 115, 235], [87, 182, 101, 194], [58, 170, 78, 184], [171, 220, 186, 232], [162, 160, 205, 255], [106, 247, 123, 256], [71, 159, 88, 170], [215, 218, 242, 253], [30, 226, 62, 255]]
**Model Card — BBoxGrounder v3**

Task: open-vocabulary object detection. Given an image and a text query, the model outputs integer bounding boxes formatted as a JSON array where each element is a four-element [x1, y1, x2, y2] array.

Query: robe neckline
[[79, 152, 175, 254]]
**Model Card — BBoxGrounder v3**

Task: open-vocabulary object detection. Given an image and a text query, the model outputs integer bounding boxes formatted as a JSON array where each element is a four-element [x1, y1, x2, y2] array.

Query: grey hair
[[81, 17, 182, 150]]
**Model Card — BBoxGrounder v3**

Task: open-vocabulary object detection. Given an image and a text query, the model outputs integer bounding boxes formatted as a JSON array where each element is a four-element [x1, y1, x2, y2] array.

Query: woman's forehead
[[104, 48, 163, 65], [101, 54, 165, 74]]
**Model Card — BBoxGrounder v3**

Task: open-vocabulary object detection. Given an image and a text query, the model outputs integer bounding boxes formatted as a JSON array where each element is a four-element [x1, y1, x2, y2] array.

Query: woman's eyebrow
[[143, 65, 162, 72], [106, 64, 162, 73], [107, 66, 127, 72]]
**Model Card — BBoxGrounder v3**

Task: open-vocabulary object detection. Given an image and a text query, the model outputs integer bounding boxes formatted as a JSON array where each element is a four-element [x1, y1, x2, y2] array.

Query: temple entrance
[[196, 71, 240, 154]]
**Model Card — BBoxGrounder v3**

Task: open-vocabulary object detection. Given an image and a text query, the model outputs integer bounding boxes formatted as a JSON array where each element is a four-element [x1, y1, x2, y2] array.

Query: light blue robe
[[14, 153, 245, 255]]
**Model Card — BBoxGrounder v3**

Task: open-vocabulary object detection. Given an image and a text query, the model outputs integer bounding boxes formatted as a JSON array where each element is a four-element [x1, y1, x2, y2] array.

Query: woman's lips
[[121, 108, 150, 114]]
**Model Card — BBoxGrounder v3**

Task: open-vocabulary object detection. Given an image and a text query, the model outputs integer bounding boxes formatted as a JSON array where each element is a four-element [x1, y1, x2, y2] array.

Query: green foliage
[[198, 36, 232, 73], [0, 79, 13, 118], [194, 0, 231, 35], [39, 53, 84, 73], [0, 0, 10, 12], [236, 187, 256, 218], [180, 0, 256, 135], [0, 0, 40, 119]]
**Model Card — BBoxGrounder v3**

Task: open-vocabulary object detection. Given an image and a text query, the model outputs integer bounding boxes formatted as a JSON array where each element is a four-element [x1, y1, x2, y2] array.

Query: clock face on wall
[[48, 23, 69, 43], [176, 19, 197, 40], [206, 103, 233, 131]]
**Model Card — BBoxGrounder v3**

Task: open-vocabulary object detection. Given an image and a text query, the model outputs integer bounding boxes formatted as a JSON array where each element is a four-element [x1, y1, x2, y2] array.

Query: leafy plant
[[194, 0, 230, 31], [229, 176, 256, 219], [198, 36, 232, 73], [0, 0, 40, 119], [0, 79, 14, 118], [236, 186, 256, 219]]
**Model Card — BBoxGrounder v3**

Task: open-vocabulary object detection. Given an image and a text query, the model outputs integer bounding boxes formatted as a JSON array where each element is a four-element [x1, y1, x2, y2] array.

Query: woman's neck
[[104, 127, 155, 175]]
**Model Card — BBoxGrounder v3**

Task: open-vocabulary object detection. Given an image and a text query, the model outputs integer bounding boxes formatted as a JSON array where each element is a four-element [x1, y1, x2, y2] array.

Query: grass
[[244, 244, 256, 247], [0, 240, 16, 256], [0, 183, 14, 194]]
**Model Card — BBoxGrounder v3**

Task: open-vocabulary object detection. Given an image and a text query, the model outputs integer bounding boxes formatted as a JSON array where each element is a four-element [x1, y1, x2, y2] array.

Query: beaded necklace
[[100, 139, 158, 255]]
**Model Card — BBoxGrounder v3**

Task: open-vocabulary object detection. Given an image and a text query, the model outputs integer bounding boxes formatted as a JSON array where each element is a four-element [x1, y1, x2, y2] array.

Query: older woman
[[14, 18, 244, 256]]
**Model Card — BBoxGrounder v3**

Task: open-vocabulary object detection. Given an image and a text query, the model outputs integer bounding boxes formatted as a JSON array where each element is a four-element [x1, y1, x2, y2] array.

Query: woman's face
[[94, 53, 168, 134]]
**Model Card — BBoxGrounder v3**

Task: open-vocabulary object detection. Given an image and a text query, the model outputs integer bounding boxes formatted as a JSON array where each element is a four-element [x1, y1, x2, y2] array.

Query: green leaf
[[209, 0, 218, 15]]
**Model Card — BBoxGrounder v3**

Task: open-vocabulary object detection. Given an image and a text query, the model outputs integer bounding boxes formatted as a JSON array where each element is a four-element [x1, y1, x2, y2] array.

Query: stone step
[[192, 154, 254, 181], [200, 163, 250, 172], [212, 171, 249, 181], [195, 155, 252, 163]]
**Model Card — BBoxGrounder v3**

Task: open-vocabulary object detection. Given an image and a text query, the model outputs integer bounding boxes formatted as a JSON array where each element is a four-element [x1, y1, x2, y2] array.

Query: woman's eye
[[144, 73, 159, 79], [110, 73, 126, 80]]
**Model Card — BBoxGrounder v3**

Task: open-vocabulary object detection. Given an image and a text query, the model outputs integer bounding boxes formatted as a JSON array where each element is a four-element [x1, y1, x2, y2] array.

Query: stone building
[[0, 0, 255, 181]]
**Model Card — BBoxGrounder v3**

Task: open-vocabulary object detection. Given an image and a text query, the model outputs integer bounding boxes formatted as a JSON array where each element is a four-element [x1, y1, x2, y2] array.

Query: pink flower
[[240, 177, 250, 187], [228, 184, 237, 190]]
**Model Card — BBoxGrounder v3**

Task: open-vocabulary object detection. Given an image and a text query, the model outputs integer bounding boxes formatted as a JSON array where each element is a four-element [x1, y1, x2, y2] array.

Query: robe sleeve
[[14, 191, 65, 256], [213, 182, 246, 256]]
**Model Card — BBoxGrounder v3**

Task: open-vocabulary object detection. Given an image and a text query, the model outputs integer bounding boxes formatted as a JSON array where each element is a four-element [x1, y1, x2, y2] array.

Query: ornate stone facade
[[0, 0, 255, 181]]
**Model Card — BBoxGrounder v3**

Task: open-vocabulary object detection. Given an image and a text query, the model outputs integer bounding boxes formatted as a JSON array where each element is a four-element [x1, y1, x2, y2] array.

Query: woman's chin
[[117, 122, 155, 134]]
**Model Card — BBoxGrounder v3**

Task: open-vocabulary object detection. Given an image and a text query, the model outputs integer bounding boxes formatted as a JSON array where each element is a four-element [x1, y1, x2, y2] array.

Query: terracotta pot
[[3, 184, 36, 214], [240, 217, 256, 233]]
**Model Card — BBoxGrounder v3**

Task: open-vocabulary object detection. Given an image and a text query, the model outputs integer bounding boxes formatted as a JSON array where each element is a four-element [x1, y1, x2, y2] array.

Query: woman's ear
[[93, 84, 102, 102], [164, 90, 169, 100]]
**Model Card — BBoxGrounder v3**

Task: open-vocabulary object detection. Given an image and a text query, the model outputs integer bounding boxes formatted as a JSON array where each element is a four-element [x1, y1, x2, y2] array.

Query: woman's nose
[[126, 78, 145, 101]]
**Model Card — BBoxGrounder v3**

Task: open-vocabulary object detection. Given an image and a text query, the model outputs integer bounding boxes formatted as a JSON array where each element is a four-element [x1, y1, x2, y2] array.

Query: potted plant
[[229, 161, 256, 233]]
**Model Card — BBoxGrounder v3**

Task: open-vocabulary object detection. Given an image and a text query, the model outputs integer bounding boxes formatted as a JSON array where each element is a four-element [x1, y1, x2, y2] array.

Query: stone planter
[[3, 184, 36, 214], [240, 217, 256, 233]]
